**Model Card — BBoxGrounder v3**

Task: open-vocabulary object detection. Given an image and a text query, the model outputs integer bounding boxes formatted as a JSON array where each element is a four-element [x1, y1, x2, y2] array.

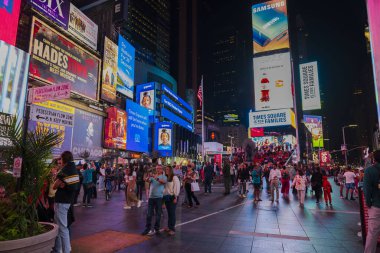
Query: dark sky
[[199, 0, 376, 158]]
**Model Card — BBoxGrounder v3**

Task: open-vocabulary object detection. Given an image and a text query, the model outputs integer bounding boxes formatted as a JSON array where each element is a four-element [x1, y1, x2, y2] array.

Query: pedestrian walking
[[222, 160, 231, 195], [81, 163, 95, 207], [204, 162, 213, 194], [183, 165, 200, 207], [237, 163, 250, 198], [311, 167, 323, 204], [252, 164, 262, 202], [142, 165, 167, 236], [337, 168, 345, 198], [281, 166, 290, 199], [343, 166, 356, 200], [136, 164, 145, 201], [124, 166, 141, 209], [269, 165, 281, 202], [363, 150, 380, 253], [163, 166, 181, 236], [322, 175, 333, 206], [98, 164, 106, 192], [292, 170, 306, 207], [52, 151, 80, 253]]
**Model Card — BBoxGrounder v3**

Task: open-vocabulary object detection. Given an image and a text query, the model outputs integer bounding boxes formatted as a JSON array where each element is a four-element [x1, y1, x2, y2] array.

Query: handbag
[[191, 181, 200, 192]]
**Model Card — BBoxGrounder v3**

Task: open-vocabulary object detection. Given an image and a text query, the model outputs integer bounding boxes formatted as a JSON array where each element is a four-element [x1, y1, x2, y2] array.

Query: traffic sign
[[30, 104, 74, 127], [13, 157, 22, 178], [28, 83, 71, 104]]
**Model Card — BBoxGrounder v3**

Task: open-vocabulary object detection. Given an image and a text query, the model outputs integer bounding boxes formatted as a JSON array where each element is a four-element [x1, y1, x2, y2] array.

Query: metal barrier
[[358, 186, 380, 246]]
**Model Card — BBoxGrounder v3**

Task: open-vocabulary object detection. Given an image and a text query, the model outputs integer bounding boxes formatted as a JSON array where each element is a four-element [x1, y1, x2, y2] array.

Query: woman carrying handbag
[[163, 166, 181, 235], [183, 164, 200, 208]]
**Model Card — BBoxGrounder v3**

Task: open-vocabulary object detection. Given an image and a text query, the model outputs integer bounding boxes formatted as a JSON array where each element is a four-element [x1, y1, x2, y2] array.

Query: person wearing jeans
[[269, 165, 282, 202], [363, 150, 380, 253], [81, 163, 94, 207], [142, 165, 167, 236], [52, 151, 80, 253], [163, 166, 181, 235]]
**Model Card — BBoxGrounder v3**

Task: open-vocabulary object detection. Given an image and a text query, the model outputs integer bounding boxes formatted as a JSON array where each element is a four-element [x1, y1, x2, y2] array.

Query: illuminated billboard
[[136, 82, 155, 114], [367, 0, 380, 126], [303, 115, 323, 148], [154, 122, 172, 157], [126, 100, 149, 153], [251, 0, 289, 54], [29, 18, 100, 101], [249, 108, 295, 128], [101, 37, 118, 103], [0, 41, 29, 119], [300, 61, 321, 111], [104, 107, 127, 150], [117, 35, 135, 99], [72, 109, 103, 159], [30, 0, 70, 29], [223, 114, 239, 123], [0, 0, 21, 46], [253, 52, 293, 111]]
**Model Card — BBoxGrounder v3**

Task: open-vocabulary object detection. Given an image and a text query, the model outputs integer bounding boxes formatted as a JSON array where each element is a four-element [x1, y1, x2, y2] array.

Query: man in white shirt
[[343, 167, 356, 200], [269, 165, 282, 202]]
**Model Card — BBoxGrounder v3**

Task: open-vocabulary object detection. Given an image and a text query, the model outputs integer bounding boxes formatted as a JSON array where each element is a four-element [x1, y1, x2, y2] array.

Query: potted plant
[[0, 116, 61, 253]]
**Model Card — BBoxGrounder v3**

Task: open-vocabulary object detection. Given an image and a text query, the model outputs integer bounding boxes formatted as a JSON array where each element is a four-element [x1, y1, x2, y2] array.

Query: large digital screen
[[162, 84, 193, 113], [300, 61, 321, 111], [29, 18, 100, 101], [126, 100, 149, 153], [0, 41, 29, 120], [252, 0, 289, 54], [104, 107, 127, 150], [223, 114, 239, 123], [136, 82, 155, 115], [72, 109, 103, 159], [30, 0, 70, 29], [253, 52, 293, 111], [68, 3, 98, 50], [117, 34, 135, 99], [367, 0, 380, 126], [249, 109, 295, 128], [161, 94, 193, 122], [28, 101, 74, 157], [0, 0, 21, 46], [161, 107, 193, 132], [101, 37, 118, 103], [154, 122, 172, 157], [303, 115, 323, 148]]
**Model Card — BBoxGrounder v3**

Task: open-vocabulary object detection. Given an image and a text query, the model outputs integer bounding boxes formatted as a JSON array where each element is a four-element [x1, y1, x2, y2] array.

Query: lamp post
[[342, 124, 358, 167], [228, 135, 234, 161]]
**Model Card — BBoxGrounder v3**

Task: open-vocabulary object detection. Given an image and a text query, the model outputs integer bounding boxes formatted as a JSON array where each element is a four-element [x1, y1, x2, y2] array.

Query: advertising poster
[[303, 115, 324, 148], [251, 0, 289, 54], [136, 82, 155, 115], [223, 114, 239, 123], [319, 151, 331, 166], [253, 52, 293, 111], [0, 0, 21, 46], [28, 101, 74, 157], [252, 136, 274, 148], [68, 3, 98, 50], [367, 0, 380, 126], [249, 109, 295, 128], [29, 18, 100, 100], [154, 122, 172, 157], [0, 41, 29, 120], [117, 35, 135, 99], [300, 61, 321, 111], [104, 107, 127, 150], [30, 0, 70, 29], [126, 100, 149, 153], [101, 37, 118, 103], [72, 109, 103, 159]]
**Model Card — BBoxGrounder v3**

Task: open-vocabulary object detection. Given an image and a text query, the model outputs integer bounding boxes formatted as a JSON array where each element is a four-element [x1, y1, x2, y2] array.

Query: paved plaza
[[70, 180, 377, 253]]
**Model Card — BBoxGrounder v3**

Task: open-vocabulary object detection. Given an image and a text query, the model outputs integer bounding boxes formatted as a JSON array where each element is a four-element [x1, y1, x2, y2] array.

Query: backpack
[[252, 170, 261, 184]]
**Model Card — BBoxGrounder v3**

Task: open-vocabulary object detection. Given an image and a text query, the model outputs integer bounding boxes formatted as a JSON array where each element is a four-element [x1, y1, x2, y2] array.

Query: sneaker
[[163, 227, 170, 232], [73, 203, 81, 207], [258, 199, 262, 201], [123, 205, 131, 209], [340, 196, 344, 199], [141, 230, 150, 236], [242, 194, 247, 198], [137, 200, 142, 208], [82, 204, 87, 207], [168, 230, 175, 236], [87, 204, 93, 208], [329, 202, 332, 206], [147, 229, 156, 236]]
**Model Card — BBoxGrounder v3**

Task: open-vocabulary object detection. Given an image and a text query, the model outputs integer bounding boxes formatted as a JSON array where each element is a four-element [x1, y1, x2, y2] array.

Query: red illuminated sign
[[0, 0, 21, 46]]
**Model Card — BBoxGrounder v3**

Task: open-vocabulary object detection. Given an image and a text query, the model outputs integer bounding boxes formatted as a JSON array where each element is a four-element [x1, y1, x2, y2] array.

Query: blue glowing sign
[[161, 94, 193, 122], [136, 82, 155, 115], [161, 108, 193, 131], [162, 84, 193, 113], [126, 100, 150, 152], [154, 122, 172, 157], [117, 34, 135, 99]]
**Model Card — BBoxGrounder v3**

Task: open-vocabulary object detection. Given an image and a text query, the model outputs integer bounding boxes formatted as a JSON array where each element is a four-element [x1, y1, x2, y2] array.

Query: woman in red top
[[322, 176, 332, 206], [281, 167, 290, 199]]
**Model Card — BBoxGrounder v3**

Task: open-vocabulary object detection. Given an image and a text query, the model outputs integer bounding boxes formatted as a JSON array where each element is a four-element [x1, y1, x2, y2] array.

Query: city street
[[70, 180, 370, 253]]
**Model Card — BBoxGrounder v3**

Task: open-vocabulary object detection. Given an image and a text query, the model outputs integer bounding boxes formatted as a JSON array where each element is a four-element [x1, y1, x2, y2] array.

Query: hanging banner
[[249, 109, 295, 128], [251, 0, 289, 54], [253, 52, 293, 111], [30, 0, 70, 29], [0, 0, 22, 46], [101, 37, 118, 103], [72, 109, 103, 159], [68, 3, 98, 50], [300, 61, 321, 111], [104, 107, 127, 150], [29, 18, 100, 101], [117, 34, 135, 99], [28, 101, 74, 157], [303, 115, 324, 148]]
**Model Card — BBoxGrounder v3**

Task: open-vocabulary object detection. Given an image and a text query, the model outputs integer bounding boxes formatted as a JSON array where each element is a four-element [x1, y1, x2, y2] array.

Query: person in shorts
[[343, 167, 356, 200]]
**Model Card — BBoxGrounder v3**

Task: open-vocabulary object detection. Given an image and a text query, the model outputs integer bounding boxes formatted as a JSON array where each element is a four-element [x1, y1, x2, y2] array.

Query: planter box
[[0, 222, 58, 253]]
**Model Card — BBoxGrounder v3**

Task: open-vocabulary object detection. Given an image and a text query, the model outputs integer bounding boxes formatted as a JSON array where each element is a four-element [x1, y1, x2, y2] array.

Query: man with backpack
[[252, 164, 262, 202]]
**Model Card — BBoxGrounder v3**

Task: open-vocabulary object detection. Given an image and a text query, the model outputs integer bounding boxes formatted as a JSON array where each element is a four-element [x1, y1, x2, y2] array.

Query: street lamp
[[342, 124, 358, 166], [228, 135, 234, 161]]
